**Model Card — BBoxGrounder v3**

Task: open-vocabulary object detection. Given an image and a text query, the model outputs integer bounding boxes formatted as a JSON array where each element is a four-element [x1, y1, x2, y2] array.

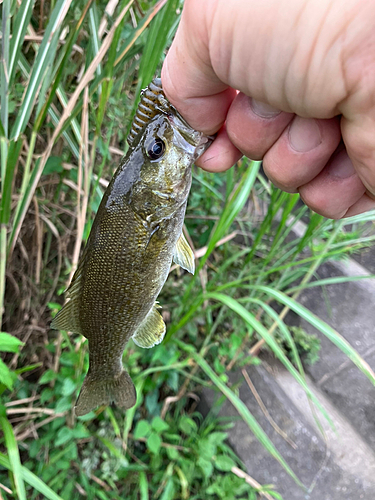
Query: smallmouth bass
[[51, 78, 213, 416]]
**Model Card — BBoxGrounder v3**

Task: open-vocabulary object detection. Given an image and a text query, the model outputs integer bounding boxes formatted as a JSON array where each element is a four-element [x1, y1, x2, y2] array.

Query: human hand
[[161, 0, 375, 219]]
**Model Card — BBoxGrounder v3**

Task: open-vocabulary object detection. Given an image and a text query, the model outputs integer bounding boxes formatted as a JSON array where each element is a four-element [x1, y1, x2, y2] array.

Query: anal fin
[[173, 232, 195, 274], [132, 303, 166, 348]]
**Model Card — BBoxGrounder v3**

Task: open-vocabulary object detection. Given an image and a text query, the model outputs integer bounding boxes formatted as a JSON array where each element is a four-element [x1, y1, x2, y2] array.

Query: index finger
[[161, 0, 236, 135]]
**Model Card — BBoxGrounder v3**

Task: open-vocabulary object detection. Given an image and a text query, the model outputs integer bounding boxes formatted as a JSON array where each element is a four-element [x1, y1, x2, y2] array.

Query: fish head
[[132, 108, 213, 217]]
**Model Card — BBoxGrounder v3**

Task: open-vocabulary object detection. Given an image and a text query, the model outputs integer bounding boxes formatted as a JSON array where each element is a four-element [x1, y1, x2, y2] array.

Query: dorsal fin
[[50, 248, 88, 334], [65, 247, 88, 299]]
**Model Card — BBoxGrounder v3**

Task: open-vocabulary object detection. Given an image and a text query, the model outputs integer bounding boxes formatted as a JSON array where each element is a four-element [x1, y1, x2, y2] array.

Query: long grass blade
[[1, 138, 23, 226], [203, 161, 260, 263], [340, 209, 375, 225], [0, 413, 27, 500], [206, 292, 334, 427], [11, 0, 73, 139], [34, 0, 95, 135], [0, 451, 64, 500], [8, 0, 35, 86], [139, 471, 149, 500], [1, 0, 10, 137], [138, 0, 178, 84], [114, 0, 167, 68], [252, 286, 375, 384], [8, 0, 134, 256], [183, 161, 260, 300], [0, 224, 6, 324], [287, 274, 375, 294], [244, 297, 304, 376], [89, 1, 102, 81], [188, 347, 305, 489]]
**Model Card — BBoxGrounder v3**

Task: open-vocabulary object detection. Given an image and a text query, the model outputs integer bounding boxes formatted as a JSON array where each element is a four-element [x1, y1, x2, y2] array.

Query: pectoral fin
[[132, 303, 166, 348], [173, 232, 195, 274]]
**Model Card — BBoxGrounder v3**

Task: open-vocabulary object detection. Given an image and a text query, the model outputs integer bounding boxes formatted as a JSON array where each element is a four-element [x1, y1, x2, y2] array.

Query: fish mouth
[[194, 134, 215, 160], [168, 113, 214, 161]]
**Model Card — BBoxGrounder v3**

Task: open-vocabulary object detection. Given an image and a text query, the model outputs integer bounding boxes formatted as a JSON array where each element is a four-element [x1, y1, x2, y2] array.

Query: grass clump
[[1, 1, 375, 499]]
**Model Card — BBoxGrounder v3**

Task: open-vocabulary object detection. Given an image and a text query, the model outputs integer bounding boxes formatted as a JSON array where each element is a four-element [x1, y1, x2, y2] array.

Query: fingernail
[[289, 117, 322, 152], [251, 98, 281, 118], [327, 150, 356, 178]]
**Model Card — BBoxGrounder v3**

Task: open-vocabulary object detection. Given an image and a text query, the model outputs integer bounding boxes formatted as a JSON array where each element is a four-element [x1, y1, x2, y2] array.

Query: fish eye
[[146, 138, 166, 160]]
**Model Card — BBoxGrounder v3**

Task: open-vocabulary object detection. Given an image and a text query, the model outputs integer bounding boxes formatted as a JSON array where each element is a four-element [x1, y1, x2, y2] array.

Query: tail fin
[[74, 370, 136, 417]]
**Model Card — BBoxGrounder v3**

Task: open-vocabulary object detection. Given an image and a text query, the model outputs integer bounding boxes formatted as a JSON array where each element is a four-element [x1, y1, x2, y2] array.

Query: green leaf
[[214, 455, 236, 471], [207, 432, 228, 446], [198, 438, 216, 461], [160, 477, 175, 500], [0, 414, 27, 500], [43, 156, 63, 175], [39, 369, 57, 384], [166, 447, 179, 461], [0, 332, 23, 352], [54, 396, 72, 413], [151, 416, 169, 433], [72, 424, 90, 440], [15, 362, 41, 375], [197, 456, 214, 479], [175, 465, 189, 499], [178, 415, 197, 435], [0, 358, 16, 389], [133, 419, 151, 439], [55, 426, 74, 447], [61, 378, 76, 397], [147, 432, 161, 454]]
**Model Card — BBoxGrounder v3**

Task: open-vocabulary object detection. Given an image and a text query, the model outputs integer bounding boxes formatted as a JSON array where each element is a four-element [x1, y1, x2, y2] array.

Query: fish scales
[[51, 78, 213, 416]]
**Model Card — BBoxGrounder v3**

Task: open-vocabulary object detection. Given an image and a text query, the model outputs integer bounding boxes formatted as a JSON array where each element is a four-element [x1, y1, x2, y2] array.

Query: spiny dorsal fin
[[132, 303, 166, 348], [173, 232, 195, 275], [50, 297, 82, 334], [65, 245, 89, 298], [51, 252, 87, 333]]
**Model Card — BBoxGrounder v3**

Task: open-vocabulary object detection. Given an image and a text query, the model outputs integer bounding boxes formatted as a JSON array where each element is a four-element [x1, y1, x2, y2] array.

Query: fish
[[51, 78, 213, 416]]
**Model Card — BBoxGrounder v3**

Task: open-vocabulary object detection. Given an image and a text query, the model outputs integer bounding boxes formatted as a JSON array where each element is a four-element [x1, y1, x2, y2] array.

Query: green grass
[[1, 1, 375, 499]]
